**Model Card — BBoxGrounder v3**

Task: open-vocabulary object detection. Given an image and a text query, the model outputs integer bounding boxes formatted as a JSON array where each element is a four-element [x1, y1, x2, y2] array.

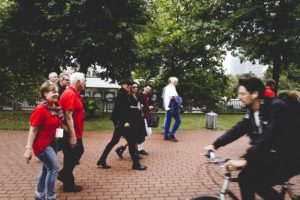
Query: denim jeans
[[164, 110, 181, 138], [36, 146, 59, 200]]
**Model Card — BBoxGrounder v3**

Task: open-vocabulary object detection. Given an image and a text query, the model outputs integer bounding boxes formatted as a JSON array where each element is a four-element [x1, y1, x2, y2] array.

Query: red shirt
[[60, 86, 84, 139], [30, 105, 61, 155], [264, 86, 276, 97], [143, 94, 150, 119]]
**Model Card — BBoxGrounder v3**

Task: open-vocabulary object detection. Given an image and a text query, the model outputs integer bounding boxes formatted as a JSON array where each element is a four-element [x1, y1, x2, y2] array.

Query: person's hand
[[24, 148, 32, 163], [69, 137, 77, 148], [124, 122, 130, 128], [149, 106, 154, 110], [224, 159, 247, 171], [203, 145, 216, 152]]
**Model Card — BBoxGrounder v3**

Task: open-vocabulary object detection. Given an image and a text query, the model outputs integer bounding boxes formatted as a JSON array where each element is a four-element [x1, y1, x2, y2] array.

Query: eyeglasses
[[132, 86, 138, 88], [63, 79, 70, 81]]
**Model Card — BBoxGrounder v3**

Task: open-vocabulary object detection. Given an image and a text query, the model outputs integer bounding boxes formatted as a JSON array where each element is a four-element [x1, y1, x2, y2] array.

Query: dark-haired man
[[205, 76, 289, 200]]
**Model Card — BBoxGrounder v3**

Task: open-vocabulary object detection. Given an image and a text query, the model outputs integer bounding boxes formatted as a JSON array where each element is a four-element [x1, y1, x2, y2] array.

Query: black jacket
[[137, 93, 154, 117], [110, 88, 130, 126], [213, 97, 286, 163]]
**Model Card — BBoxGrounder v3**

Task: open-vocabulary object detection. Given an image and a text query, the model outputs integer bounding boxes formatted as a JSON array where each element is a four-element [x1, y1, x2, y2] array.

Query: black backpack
[[278, 91, 300, 175]]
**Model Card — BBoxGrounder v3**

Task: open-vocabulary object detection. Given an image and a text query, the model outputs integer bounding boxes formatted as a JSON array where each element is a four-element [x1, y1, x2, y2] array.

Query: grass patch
[[0, 111, 244, 131]]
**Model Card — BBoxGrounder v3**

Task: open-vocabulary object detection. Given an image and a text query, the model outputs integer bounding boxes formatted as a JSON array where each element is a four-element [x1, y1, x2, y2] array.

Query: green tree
[[135, 0, 229, 108], [0, 0, 149, 95], [264, 65, 300, 91], [197, 0, 300, 92]]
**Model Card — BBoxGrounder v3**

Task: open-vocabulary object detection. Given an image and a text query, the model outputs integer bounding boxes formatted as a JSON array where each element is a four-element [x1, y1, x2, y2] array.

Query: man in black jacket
[[205, 77, 289, 200], [96, 79, 147, 170]]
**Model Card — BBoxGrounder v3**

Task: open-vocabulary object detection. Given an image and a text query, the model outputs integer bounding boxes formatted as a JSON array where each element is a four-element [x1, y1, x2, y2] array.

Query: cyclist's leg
[[255, 185, 282, 200], [238, 179, 255, 200], [239, 161, 282, 200], [238, 168, 256, 200]]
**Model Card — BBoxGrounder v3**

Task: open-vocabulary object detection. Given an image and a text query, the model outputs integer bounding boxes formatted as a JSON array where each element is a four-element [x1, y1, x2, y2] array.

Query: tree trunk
[[272, 51, 281, 94]]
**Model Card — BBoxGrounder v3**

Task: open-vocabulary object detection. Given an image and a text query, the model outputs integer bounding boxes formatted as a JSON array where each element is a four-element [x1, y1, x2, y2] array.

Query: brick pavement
[[0, 130, 300, 200]]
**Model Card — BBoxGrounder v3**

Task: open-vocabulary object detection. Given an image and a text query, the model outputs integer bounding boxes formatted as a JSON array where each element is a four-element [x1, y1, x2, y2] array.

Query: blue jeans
[[164, 110, 181, 138], [36, 146, 59, 200]]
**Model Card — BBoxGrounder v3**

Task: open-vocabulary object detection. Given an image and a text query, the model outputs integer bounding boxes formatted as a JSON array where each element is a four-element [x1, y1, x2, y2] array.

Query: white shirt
[[254, 111, 260, 127], [163, 84, 178, 110]]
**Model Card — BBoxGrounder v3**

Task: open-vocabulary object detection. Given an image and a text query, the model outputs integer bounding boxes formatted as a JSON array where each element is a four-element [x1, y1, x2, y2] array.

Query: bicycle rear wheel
[[191, 196, 219, 200]]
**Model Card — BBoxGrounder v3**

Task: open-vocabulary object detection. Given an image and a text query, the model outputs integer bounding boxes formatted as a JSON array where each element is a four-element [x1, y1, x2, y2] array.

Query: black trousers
[[99, 127, 139, 165], [238, 156, 283, 200], [59, 137, 84, 189]]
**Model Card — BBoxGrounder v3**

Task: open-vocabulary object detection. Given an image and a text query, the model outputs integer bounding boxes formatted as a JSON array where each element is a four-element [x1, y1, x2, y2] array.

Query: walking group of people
[[24, 72, 86, 200], [96, 80, 154, 170], [23, 73, 167, 199]]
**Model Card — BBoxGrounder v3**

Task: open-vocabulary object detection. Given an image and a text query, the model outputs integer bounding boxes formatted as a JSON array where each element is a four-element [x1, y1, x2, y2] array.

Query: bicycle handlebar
[[204, 150, 229, 166], [204, 150, 244, 172]]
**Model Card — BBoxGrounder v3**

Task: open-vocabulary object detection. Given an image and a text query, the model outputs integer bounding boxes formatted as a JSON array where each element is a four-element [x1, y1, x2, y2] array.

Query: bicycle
[[192, 150, 299, 200]]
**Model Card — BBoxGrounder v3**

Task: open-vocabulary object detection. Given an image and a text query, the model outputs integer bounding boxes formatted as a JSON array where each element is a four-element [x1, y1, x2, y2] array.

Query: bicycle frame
[[193, 150, 300, 200]]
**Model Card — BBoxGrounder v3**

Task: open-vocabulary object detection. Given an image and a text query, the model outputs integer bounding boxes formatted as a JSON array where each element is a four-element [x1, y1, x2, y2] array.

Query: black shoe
[[63, 185, 83, 192], [164, 137, 171, 141], [115, 146, 125, 159], [138, 150, 149, 155], [170, 136, 179, 142], [132, 163, 147, 170], [97, 159, 111, 169]]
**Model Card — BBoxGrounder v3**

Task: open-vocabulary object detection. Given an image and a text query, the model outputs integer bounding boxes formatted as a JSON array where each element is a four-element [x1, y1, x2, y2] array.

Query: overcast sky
[[222, 51, 268, 78]]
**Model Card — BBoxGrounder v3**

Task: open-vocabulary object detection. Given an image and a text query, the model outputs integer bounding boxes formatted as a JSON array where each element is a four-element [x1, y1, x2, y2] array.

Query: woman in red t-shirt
[[24, 81, 65, 200]]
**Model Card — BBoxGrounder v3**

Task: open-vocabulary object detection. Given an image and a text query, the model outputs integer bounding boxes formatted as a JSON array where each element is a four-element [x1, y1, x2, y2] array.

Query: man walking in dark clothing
[[205, 76, 293, 200], [57, 72, 70, 98], [97, 79, 147, 170]]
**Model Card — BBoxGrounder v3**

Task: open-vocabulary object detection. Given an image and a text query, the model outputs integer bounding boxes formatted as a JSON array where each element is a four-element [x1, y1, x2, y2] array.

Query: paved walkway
[[1, 130, 300, 200]]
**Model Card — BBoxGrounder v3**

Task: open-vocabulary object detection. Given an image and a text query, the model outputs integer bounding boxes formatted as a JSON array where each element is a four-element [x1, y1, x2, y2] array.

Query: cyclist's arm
[[213, 118, 251, 149]]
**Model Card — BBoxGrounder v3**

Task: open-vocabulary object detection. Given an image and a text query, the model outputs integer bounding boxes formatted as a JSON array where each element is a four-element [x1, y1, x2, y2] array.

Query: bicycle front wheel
[[191, 196, 219, 200]]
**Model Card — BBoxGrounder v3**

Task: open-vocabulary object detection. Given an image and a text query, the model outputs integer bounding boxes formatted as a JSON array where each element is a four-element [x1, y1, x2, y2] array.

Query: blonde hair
[[288, 91, 300, 101], [40, 81, 57, 99]]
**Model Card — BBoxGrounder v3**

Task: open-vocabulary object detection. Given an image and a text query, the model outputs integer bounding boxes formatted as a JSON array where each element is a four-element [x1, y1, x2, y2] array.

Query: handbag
[[147, 112, 160, 128]]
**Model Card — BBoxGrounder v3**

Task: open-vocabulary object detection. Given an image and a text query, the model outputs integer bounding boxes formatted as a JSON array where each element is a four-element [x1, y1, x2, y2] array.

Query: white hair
[[70, 72, 85, 85], [168, 77, 178, 83], [48, 72, 58, 79]]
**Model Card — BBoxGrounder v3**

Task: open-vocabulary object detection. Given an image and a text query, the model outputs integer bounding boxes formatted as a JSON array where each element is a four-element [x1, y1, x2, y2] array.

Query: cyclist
[[205, 76, 291, 200]]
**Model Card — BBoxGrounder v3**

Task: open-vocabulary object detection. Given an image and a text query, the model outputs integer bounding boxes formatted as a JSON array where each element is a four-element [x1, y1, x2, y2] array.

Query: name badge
[[56, 128, 64, 138]]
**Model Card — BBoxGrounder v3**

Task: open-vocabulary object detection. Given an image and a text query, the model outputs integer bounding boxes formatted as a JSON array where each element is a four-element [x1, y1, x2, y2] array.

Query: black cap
[[118, 79, 133, 85]]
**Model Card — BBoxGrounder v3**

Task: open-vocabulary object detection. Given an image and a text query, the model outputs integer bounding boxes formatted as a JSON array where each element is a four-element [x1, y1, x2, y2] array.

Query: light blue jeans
[[36, 146, 58, 200]]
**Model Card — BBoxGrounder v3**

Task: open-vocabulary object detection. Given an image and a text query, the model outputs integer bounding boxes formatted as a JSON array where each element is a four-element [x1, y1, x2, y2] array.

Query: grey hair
[[59, 72, 70, 80], [70, 72, 85, 85], [48, 72, 58, 79], [168, 77, 178, 83]]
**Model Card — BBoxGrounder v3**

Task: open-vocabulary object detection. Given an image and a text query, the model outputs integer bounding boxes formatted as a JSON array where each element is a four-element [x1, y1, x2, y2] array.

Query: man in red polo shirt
[[58, 72, 85, 192]]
